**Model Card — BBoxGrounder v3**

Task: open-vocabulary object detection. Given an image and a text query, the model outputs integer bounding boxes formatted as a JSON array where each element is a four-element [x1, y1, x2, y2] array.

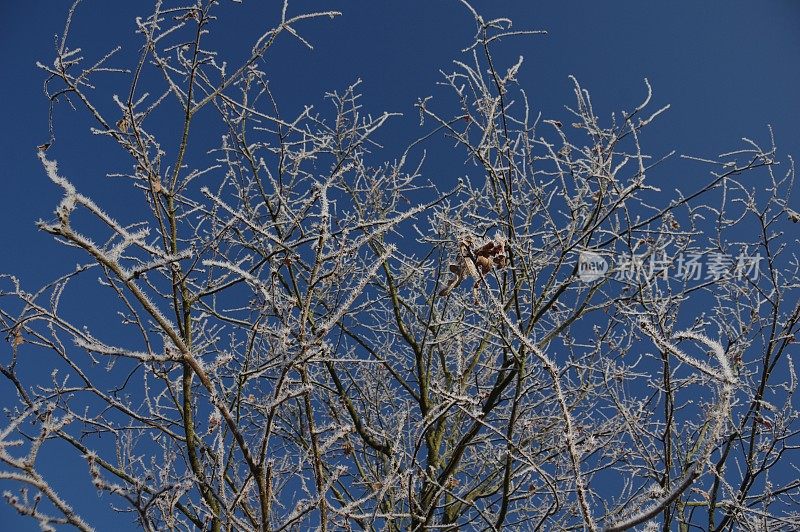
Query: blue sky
[[3, 2, 800, 285], [1, 1, 799, 529]]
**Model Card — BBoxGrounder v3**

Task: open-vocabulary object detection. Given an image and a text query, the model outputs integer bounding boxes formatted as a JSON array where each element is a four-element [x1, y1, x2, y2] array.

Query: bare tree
[[2, 1, 799, 530]]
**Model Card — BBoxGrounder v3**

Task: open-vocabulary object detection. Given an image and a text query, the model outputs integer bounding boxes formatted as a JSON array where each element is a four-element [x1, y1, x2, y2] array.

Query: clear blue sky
[[1, 1, 799, 529]]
